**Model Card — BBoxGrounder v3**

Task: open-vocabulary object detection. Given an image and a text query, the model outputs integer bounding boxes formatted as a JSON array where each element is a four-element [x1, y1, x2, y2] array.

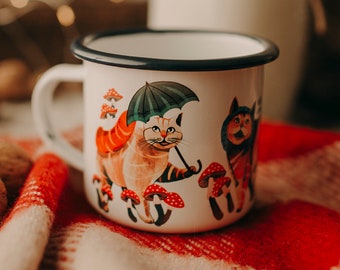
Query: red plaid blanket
[[0, 122, 339, 270]]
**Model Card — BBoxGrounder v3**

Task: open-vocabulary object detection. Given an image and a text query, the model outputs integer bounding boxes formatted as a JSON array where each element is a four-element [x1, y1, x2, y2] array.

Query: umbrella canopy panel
[[127, 81, 199, 125]]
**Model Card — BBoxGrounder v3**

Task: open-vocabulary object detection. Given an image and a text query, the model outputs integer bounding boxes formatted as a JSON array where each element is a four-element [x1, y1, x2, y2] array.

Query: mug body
[[72, 30, 278, 233]]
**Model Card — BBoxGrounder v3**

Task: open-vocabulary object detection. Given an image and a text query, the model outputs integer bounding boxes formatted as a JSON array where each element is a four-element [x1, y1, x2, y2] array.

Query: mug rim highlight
[[71, 28, 279, 71]]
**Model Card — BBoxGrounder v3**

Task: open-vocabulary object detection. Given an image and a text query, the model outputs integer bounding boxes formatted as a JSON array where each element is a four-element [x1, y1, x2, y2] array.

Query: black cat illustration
[[221, 97, 258, 212]]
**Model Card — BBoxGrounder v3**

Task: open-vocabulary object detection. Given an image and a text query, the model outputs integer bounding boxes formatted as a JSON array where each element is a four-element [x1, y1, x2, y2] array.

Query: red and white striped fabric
[[1, 122, 340, 270], [0, 154, 68, 270]]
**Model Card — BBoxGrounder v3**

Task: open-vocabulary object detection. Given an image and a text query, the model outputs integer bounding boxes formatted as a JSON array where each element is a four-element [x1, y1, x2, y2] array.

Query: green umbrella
[[127, 81, 199, 125], [127, 81, 202, 175]]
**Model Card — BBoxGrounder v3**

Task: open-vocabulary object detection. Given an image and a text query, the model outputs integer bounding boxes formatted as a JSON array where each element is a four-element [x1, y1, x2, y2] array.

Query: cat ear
[[176, 113, 183, 126], [229, 97, 239, 114], [251, 102, 256, 115]]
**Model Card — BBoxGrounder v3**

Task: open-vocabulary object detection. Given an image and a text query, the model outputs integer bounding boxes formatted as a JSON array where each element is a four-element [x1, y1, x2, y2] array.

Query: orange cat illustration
[[93, 81, 201, 226]]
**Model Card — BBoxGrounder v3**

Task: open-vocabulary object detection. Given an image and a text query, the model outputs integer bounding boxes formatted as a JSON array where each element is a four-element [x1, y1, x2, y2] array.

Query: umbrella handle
[[174, 146, 202, 175], [193, 159, 202, 175]]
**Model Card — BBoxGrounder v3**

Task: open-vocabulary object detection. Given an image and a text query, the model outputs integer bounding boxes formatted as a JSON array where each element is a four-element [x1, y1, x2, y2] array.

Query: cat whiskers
[[145, 138, 163, 145], [167, 138, 181, 145], [173, 138, 196, 155]]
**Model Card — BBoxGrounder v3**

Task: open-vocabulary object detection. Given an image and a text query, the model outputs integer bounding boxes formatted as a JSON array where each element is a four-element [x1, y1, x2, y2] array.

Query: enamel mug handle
[[32, 64, 84, 170]]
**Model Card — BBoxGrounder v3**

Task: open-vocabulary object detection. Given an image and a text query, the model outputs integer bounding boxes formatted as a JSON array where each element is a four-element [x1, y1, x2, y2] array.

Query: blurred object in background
[[0, 58, 35, 101], [147, 0, 310, 122], [294, 0, 340, 129], [1, 0, 338, 129], [0, 0, 147, 102]]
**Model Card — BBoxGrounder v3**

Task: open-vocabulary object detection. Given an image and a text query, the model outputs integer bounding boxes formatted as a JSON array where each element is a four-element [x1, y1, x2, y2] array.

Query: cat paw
[[92, 174, 101, 183], [101, 184, 113, 200], [96, 188, 110, 213]]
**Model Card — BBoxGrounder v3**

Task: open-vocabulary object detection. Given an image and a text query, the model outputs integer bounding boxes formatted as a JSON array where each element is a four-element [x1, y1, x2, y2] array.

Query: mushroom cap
[[164, 192, 184, 208], [198, 162, 226, 188], [103, 88, 123, 101], [143, 184, 168, 201], [212, 176, 231, 197], [121, 189, 140, 205], [100, 104, 118, 119]]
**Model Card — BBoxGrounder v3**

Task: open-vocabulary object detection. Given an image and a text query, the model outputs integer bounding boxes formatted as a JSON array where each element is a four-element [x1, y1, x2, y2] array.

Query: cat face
[[143, 114, 183, 150], [221, 97, 256, 151], [226, 113, 253, 145]]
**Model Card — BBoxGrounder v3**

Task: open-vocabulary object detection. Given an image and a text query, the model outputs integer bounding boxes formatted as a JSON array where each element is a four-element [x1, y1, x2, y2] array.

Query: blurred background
[[0, 0, 339, 133]]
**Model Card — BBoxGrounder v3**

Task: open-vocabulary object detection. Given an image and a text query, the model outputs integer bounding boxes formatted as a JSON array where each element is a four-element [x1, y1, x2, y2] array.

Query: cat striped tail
[[96, 110, 136, 154]]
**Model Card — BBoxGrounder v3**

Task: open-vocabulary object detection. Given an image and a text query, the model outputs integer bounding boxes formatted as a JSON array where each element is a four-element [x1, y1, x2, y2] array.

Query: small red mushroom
[[121, 189, 140, 222], [121, 189, 140, 204], [198, 162, 227, 199], [212, 176, 235, 213], [198, 162, 227, 220], [212, 176, 231, 197], [163, 192, 184, 209], [154, 192, 184, 226], [198, 162, 226, 189], [103, 88, 123, 102], [100, 104, 118, 119], [143, 184, 168, 202], [144, 184, 171, 226]]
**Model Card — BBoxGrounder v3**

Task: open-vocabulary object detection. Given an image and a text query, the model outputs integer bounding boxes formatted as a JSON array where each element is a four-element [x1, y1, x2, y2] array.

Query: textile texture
[[0, 122, 339, 270]]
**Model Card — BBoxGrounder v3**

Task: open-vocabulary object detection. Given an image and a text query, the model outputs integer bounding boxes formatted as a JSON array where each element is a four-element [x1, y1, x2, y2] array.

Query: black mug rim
[[71, 28, 279, 71]]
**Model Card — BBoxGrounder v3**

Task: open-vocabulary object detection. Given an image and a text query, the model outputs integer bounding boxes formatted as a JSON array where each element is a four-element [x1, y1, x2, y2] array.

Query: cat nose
[[161, 131, 167, 138]]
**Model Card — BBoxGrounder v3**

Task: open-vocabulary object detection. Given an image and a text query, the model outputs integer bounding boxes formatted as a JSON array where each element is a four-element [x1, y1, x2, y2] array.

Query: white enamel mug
[[32, 29, 278, 233]]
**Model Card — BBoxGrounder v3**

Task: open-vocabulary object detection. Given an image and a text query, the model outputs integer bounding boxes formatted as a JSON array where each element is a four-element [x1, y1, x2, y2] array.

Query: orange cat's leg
[[140, 199, 154, 224], [93, 174, 113, 212], [131, 199, 154, 224]]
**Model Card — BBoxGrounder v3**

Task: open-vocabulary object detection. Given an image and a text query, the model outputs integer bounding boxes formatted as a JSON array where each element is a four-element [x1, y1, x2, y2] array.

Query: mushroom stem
[[209, 197, 223, 220], [121, 189, 140, 222], [143, 184, 169, 224], [220, 184, 234, 213], [154, 204, 170, 226], [153, 194, 171, 226], [155, 209, 172, 227], [127, 202, 137, 223], [207, 177, 214, 199], [226, 193, 234, 213], [155, 192, 184, 226]]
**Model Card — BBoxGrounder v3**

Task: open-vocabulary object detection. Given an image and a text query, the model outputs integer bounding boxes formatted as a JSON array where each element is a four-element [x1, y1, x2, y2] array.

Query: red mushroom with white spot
[[198, 162, 226, 196], [154, 191, 185, 226], [143, 184, 168, 202], [100, 104, 118, 119], [164, 192, 184, 209], [212, 176, 231, 197], [198, 162, 227, 220], [212, 176, 234, 213], [103, 88, 123, 102], [121, 189, 140, 223], [143, 184, 169, 225]]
